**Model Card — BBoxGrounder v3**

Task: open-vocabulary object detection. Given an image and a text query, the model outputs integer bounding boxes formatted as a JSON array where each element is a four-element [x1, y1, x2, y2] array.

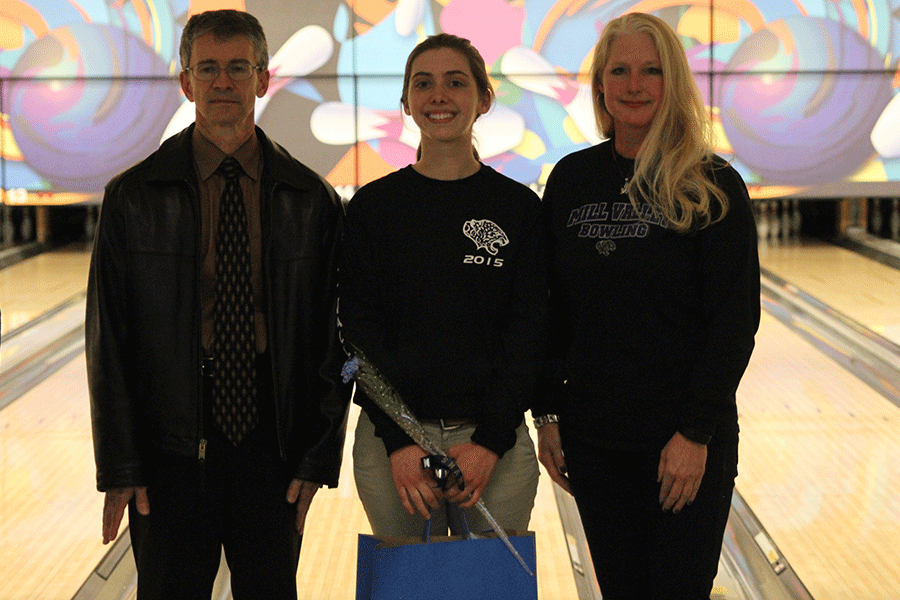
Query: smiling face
[[402, 47, 491, 152], [179, 33, 269, 138], [597, 31, 664, 150]]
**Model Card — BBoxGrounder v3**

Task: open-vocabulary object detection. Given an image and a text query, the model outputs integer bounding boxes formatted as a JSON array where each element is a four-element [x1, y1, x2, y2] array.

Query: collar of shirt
[[191, 127, 262, 183]]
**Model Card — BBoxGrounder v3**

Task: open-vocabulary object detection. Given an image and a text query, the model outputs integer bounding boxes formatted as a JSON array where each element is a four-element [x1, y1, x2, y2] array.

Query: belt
[[419, 417, 477, 429]]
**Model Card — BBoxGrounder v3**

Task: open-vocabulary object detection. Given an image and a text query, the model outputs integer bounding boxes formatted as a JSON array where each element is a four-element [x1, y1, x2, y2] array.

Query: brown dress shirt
[[192, 128, 267, 355]]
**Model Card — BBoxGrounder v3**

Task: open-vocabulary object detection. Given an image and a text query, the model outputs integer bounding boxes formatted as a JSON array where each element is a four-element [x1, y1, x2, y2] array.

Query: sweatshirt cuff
[[470, 422, 518, 459], [379, 427, 416, 457], [679, 427, 712, 445]]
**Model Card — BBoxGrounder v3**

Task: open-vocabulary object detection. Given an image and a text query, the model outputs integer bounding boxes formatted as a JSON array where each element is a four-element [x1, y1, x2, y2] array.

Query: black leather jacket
[[86, 125, 350, 491]]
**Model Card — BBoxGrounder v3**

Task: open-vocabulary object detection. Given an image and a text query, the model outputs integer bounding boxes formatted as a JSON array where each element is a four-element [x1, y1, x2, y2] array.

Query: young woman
[[341, 34, 546, 536], [534, 13, 760, 599]]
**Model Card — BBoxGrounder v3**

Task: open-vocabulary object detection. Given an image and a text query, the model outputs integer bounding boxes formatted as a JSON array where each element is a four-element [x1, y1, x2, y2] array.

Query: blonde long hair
[[590, 12, 728, 233]]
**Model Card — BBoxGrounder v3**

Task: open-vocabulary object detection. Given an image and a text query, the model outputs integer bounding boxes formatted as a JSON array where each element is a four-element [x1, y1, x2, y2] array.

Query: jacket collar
[[148, 123, 317, 193], [147, 124, 197, 183]]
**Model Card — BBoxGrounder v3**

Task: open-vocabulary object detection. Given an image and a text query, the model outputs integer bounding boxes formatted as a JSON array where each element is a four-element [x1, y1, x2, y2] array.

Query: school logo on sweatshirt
[[596, 240, 616, 256], [463, 219, 509, 256], [567, 201, 664, 256]]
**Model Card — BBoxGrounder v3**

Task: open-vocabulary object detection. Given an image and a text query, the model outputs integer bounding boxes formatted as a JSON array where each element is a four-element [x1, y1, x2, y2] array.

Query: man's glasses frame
[[184, 60, 263, 81]]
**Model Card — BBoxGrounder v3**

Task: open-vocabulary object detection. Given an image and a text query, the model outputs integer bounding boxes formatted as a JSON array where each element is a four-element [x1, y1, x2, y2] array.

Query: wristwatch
[[532, 414, 560, 429]]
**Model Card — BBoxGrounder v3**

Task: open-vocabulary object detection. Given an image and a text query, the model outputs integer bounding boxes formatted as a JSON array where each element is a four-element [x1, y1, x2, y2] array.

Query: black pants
[[129, 362, 302, 600], [562, 431, 737, 600]]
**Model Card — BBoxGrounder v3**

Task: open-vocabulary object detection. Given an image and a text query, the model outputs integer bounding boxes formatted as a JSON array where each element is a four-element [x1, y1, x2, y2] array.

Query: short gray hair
[[180, 10, 269, 71]]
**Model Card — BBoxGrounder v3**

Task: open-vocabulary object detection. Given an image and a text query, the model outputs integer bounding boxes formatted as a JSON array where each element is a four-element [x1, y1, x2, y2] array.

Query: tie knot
[[218, 157, 242, 181]]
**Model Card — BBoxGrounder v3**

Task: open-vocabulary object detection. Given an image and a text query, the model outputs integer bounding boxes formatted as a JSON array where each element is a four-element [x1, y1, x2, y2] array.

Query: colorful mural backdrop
[[2, 0, 899, 206]]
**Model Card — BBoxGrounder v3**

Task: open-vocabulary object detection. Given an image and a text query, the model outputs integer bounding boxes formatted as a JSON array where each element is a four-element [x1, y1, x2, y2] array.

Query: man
[[86, 10, 349, 599]]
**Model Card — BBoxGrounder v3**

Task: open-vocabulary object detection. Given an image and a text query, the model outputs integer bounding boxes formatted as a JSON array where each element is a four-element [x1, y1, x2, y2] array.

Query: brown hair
[[400, 34, 494, 160], [400, 33, 494, 110], [180, 9, 269, 71]]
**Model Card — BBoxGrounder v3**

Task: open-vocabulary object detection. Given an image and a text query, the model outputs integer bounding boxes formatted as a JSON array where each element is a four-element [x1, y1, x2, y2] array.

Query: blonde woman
[[534, 13, 760, 599]]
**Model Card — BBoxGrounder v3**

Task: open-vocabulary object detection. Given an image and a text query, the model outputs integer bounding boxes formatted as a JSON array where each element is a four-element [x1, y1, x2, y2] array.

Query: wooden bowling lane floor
[[737, 318, 900, 600], [6, 327, 899, 599], [0, 244, 92, 335], [0, 354, 107, 600], [4, 237, 900, 599], [759, 238, 900, 346], [737, 238, 900, 599], [0, 245, 98, 598]]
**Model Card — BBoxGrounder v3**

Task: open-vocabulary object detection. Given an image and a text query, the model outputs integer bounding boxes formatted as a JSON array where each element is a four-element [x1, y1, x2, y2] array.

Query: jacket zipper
[[189, 173, 207, 467]]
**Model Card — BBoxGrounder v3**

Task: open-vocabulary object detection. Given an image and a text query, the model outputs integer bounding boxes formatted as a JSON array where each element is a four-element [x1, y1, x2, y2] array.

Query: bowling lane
[[736, 238, 900, 600], [0, 246, 110, 599], [0, 244, 92, 335], [0, 354, 107, 600], [5, 236, 900, 600], [759, 239, 900, 345]]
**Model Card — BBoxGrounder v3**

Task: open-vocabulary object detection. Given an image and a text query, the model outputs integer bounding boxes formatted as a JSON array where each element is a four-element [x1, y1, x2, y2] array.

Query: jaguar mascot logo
[[463, 219, 509, 255], [596, 239, 616, 256]]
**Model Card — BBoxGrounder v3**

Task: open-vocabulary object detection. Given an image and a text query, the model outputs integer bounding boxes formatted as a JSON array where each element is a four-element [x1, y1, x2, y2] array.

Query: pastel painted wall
[[2, 0, 899, 206]]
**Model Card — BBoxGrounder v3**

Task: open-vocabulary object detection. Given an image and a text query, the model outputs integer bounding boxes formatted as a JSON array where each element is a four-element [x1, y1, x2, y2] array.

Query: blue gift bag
[[356, 528, 538, 600]]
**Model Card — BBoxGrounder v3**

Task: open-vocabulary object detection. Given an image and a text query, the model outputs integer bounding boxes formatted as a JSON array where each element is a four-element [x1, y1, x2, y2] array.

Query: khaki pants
[[353, 410, 540, 536]]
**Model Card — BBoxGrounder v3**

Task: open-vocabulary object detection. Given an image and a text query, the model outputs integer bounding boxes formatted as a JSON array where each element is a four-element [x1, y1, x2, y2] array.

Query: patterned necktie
[[212, 156, 258, 445]]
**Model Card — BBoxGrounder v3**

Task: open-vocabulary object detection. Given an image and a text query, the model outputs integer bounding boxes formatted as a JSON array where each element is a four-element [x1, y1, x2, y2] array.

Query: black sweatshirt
[[535, 142, 760, 450], [341, 165, 547, 458]]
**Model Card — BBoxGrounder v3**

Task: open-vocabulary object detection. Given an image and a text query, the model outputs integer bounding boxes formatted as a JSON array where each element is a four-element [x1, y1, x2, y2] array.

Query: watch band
[[532, 414, 560, 429]]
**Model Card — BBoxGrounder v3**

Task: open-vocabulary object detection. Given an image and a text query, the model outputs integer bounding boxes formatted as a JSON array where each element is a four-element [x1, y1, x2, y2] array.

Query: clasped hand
[[390, 443, 498, 520]]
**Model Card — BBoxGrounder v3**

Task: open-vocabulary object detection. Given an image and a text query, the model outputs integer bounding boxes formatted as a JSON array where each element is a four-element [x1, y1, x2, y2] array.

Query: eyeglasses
[[185, 60, 262, 81]]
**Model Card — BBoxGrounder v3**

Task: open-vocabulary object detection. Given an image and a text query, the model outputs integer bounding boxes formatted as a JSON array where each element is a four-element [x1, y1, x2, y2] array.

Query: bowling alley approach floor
[[2, 238, 900, 599]]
